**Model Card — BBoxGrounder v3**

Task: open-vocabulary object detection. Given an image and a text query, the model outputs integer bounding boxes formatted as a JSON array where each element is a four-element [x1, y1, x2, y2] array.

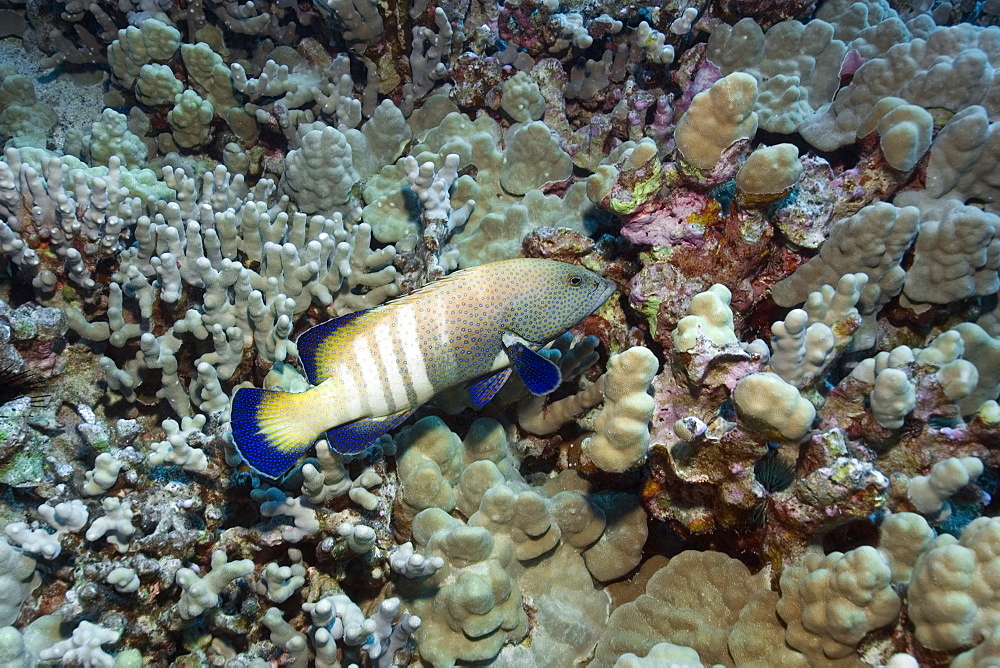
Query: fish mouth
[[594, 277, 617, 308]]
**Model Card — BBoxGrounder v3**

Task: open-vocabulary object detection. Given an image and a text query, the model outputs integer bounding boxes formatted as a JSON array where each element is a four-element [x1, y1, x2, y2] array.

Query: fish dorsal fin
[[469, 368, 513, 406], [296, 309, 370, 385], [326, 409, 415, 455], [503, 335, 562, 396], [386, 269, 471, 306]]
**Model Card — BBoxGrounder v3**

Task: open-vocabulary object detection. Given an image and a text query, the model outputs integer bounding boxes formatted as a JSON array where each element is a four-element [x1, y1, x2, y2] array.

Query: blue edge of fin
[[326, 410, 415, 455], [507, 343, 562, 395], [296, 309, 369, 385], [231, 387, 415, 480], [230, 387, 305, 479], [468, 368, 513, 406]]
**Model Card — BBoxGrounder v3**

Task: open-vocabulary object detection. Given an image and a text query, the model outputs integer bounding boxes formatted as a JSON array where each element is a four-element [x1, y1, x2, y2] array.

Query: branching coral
[[583, 346, 658, 471], [777, 547, 900, 662], [8, 0, 1000, 666], [0, 537, 39, 626], [772, 203, 919, 347], [400, 508, 528, 666], [800, 23, 1000, 152], [175, 550, 254, 620], [733, 372, 816, 440], [706, 17, 846, 134]]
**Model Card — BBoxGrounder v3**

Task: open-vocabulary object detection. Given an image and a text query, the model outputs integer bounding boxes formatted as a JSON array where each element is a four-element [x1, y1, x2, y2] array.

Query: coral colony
[[3, 0, 1000, 665]]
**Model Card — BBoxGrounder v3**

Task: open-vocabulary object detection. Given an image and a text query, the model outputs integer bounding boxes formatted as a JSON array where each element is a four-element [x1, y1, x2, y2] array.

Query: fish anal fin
[[326, 409, 415, 455], [297, 309, 370, 385], [469, 368, 513, 406]]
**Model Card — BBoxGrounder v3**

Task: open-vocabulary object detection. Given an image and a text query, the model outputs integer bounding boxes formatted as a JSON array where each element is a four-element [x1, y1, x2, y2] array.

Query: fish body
[[230, 259, 616, 478]]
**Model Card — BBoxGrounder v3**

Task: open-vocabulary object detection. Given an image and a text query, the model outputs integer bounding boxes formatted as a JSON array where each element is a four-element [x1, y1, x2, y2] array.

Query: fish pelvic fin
[[230, 387, 327, 479], [469, 368, 513, 406]]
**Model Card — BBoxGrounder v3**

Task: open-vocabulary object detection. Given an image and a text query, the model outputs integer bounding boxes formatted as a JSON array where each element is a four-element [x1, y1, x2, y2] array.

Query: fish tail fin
[[230, 387, 326, 479]]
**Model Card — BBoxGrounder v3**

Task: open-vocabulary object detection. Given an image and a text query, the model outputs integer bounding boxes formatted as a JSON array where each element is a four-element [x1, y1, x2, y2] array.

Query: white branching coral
[[258, 549, 306, 603], [252, 487, 321, 543], [389, 541, 445, 578], [3, 523, 61, 560], [0, 536, 39, 626], [19, 158, 403, 420], [148, 415, 210, 472], [338, 521, 377, 553], [39, 620, 121, 667], [300, 442, 353, 503], [85, 498, 135, 552], [82, 452, 122, 496], [175, 550, 254, 620]]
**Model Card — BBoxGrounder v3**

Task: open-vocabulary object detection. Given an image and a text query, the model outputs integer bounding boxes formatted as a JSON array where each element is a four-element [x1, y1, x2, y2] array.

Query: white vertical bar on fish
[[397, 306, 433, 399], [325, 369, 362, 420], [375, 323, 408, 410], [352, 337, 388, 414]]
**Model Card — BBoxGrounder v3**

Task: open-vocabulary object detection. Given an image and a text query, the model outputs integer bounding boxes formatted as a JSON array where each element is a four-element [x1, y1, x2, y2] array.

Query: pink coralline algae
[[620, 190, 717, 246]]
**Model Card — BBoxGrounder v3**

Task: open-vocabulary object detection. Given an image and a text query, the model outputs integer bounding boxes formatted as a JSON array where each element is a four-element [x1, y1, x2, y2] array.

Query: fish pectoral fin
[[296, 309, 371, 385], [326, 409, 415, 455], [505, 341, 563, 396], [468, 368, 513, 406]]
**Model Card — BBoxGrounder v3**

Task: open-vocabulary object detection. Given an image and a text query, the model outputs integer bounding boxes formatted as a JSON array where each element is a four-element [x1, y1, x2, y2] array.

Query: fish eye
[[569, 276, 583, 286]]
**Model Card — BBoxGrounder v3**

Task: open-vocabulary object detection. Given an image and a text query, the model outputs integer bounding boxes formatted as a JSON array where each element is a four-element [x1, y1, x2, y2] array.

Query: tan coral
[[673, 285, 738, 352], [857, 97, 933, 172], [581, 494, 647, 582], [590, 550, 771, 667], [733, 372, 816, 440], [776, 547, 900, 663], [613, 641, 705, 667], [584, 346, 659, 472], [908, 516, 1000, 651], [398, 508, 528, 667], [907, 456, 983, 520], [468, 486, 561, 560], [674, 72, 759, 171], [876, 512, 935, 585], [395, 417, 464, 520], [735, 143, 803, 201]]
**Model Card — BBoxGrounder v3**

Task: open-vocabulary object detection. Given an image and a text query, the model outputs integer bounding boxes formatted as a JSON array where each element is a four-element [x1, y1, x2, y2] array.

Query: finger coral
[[4, 0, 1000, 666]]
